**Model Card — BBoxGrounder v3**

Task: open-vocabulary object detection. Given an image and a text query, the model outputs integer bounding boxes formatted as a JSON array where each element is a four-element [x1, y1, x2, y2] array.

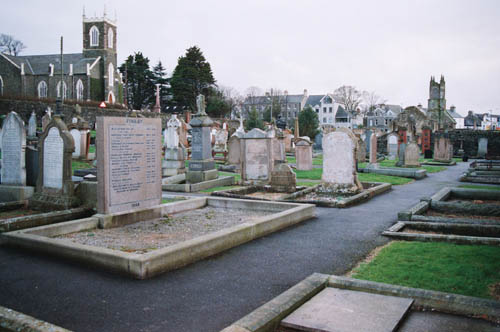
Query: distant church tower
[[82, 8, 119, 103], [427, 75, 446, 127]]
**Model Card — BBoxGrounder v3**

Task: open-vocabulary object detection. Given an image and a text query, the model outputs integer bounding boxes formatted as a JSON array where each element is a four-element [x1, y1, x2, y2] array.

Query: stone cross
[[196, 94, 207, 116], [166, 114, 181, 149], [152, 84, 161, 113]]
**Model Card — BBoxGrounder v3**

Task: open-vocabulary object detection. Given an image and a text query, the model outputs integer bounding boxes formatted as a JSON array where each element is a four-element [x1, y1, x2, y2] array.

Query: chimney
[[69, 64, 73, 76], [303, 89, 308, 96]]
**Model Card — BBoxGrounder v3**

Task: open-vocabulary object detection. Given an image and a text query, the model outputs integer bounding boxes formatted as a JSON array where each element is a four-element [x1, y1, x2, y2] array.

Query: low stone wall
[[0, 98, 168, 128], [449, 129, 500, 157]]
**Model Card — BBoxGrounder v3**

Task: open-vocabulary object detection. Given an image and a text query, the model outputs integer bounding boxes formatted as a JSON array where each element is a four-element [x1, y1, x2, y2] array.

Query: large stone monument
[[295, 137, 313, 171], [240, 128, 273, 183], [433, 134, 452, 162], [387, 133, 398, 160], [404, 141, 421, 167], [478, 137, 488, 158], [96, 117, 162, 214], [30, 115, 78, 210], [320, 129, 362, 194], [164, 114, 186, 177], [187, 95, 217, 183]]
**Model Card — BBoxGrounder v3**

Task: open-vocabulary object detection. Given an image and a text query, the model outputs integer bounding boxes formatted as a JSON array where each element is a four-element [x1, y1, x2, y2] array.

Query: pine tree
[[151, 61, 168, 109], [169, 46, 216, 111], [119, 52, 155, 110], [245, 107, 264, 131], [298, 106, 320, 140]]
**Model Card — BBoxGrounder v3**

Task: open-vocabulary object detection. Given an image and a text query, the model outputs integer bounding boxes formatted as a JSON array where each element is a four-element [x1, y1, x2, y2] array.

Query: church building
[[0, 11, 122, 104]]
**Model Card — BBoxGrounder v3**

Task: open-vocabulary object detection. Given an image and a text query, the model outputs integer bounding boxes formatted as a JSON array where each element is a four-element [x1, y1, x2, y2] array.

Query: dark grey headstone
[[25, 146, 38, 187], [365, 130, 372, 152], [314, 132, 323, 150], [396, 143, 406, 167], [190, 126, 212, 160]]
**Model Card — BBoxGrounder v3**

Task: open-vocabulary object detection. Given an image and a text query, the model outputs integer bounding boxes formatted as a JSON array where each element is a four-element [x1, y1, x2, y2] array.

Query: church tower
[[82, 8, 119, 103], [427, 75, 446, 127]]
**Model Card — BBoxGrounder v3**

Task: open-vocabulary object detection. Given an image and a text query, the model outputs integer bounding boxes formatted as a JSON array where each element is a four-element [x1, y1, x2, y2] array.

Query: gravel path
[[56, 207, 270, 253]]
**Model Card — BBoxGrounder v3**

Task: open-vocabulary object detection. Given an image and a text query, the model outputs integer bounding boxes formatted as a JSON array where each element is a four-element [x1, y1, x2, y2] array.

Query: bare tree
[[362, 90, 387, 114], [220, 85, 243, 119], [0, 34, 26, 56], [333, 85, 363, 112]]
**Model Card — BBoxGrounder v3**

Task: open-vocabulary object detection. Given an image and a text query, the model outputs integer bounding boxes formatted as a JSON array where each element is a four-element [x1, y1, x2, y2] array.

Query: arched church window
[[76, 79, 84, 100], [90, 26, 99, 47], [108, 28, 114, 48], [108, 63, 114, 87], [38, 81, 48, 98], [57, 81, 67, 99]]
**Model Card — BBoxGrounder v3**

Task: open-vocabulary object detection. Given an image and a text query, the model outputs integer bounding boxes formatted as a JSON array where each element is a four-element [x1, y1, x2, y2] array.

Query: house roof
[[285, 94, 304, 104], [447, 108, 463, 118], [335, 105, 348, 119], [304, 95, 324, 107], [2, 52, 98, 75]]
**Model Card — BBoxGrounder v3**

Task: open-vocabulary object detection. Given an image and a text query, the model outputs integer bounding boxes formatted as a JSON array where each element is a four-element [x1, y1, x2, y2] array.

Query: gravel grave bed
[[294, 192, 349, 203], [448, 199, 500, 205], [425, 210, 500, 221], [55, 207, 271, 254], [0, 209, 40, 220], [245, 192, 288, 200]]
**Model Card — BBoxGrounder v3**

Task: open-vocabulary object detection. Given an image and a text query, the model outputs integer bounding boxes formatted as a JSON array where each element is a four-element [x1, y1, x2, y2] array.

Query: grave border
[[1, 197, 314, 279]]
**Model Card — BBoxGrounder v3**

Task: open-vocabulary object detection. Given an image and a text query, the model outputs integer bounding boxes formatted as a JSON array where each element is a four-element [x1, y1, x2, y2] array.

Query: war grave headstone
[[478, 137, 488, 158], [404, 141, 421, 167], [163, 114, 186, 177], [387, 133, 398, 160], [241, 128, 273, 183], [0, 112, 34, 201], [396, 143, 406, 167], [30, 115, 78, 210], [96, 116, 161, 214], [368, 134, 378, 168], [295, 137, 313, 171]]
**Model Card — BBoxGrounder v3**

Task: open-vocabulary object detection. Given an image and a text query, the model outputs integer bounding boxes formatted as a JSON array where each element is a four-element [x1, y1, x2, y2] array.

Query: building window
[[323, 107, 326, 113], [108, 63, 114, 87], [38, 81, 48, 98], [323, 117, 326, 123], [90, 26, 99, 47], [107, 28, 114, 48], [76, 79, 84, 100], [315, 108, 319, 113], [0, 75, 3, 96], [329, 107, 332, 113], [57, 81, 67, 99]]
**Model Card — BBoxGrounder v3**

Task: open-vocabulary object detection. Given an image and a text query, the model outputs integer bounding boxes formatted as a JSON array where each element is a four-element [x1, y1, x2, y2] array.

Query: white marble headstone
[[70, 129, 81, 158], [28, 112, 37, 137], [166, 115, 181, 149], [1, 112, 26, 185], [43, 127, 64, 189], [322, 131, 356, 185]]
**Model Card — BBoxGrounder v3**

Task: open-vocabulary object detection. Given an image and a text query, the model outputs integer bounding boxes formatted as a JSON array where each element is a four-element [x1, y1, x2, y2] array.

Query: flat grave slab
[[280, 287, 413, 332]]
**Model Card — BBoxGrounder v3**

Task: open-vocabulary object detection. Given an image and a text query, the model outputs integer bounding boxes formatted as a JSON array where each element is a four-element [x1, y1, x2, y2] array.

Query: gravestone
[[179, 118, 189, 148], [187, 95, 217, 183], [356, 138, 366, 163], [227, 134, 242, 170], [478, 137, 488, 158], [320, 129, 362, 194], [283, 129, 293, 153], [214, 128, 228, 152], [364, 130, 372, 153], [404, 142, 420, 167], [164, 115, 186, 177], [41, 107, 52, 131], [1, 112, 26, 185], [70, 129, 81, 158], [67, 116, 90, 160], [314, 132, 323, 150], [433, 135, 452, 162], [28, 111, 37, 138], [96, 117, 161, 214], [273, 130, 286, 165], [295, 137, 313, 171], [30, 115, 78, 210], [270, 163, 296, 193], [396, 143, 406, 167], [241, 128, 273, 183], [387, 133, 398, 160], [369, 134, 378, 167]]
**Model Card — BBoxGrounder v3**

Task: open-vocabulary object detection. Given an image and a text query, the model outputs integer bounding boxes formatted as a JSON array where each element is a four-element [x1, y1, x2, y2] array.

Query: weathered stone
[[396, 143, 406, 167], [478, 137, 488, 158], [96, 117, 162, 214], [187, 106, 216, 183], [387, 133, 398, 159], [365, 129, 372, 152], [369, 134, 378, 166], [356, 137, 366, 163], [70, 128, 81, 158], [1, 112, 26, 186], [295, 137, 312, 171], [241, 128, 273, 183], [28, 111, 37, 137], [404, 142, 420, 167], [270, 163, 296, 193], [227, 135, 242, 169], [433, 135, 452, 162]]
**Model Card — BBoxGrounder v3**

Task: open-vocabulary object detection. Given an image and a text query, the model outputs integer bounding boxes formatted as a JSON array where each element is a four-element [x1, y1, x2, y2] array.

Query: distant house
[[365, 104, 402, 132], [0, 13, 122, 104], [480, 112, 500, 130], [463, 111, 482, 129], [447, 106, 464, 129], [304, 94, 357, 129]]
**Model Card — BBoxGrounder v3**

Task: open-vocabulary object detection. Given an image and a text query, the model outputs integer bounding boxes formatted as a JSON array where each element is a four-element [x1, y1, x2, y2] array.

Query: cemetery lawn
[[359, 159, 446, 173], [72, 160, 93, 171], [459, 184, 500, 191], [88, 145, 96, 154], [293, 168, 412, 185], [351, 241, 500, 300], [218, 171, 241, 182], [296, 181, 319, 187], [161, 197, 186, 204], [286, 156, 323, 165], [200, 185, 243, 193]]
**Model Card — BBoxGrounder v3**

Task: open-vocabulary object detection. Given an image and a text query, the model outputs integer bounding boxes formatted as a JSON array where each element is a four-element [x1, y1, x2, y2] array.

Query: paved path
[[0, 163, 470, 332]]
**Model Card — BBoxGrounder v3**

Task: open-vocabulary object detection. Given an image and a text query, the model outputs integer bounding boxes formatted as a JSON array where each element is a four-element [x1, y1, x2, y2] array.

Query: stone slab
[[280, 287, 413, 332], [0, 185, 34, 202]]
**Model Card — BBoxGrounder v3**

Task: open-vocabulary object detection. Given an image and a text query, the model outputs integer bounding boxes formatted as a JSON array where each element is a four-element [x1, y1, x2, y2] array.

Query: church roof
[[2, 52, 98, 75]]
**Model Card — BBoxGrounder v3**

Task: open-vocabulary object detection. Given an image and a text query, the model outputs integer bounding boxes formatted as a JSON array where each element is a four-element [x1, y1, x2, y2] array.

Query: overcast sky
[[4, 0, 500, 115]]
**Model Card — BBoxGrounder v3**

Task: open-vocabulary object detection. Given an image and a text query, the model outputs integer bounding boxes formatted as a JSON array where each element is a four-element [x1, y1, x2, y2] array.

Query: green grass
[[358, 173, 413, 185], [200, 185, 243, 193], [421, 165, 446, 173], [359, 159, 446, 174], [286, 156, 323, 166], [294, 168, 322, 180], [88, 145, 96, 154], [161, 197, 186, 204], [90, 130, 96, 138], [459, 184, 500, 191], [352, 241, 500, 300], [297, 181, 319, 187], [71, 160, 93, 172], [218, 171, 241, 182]]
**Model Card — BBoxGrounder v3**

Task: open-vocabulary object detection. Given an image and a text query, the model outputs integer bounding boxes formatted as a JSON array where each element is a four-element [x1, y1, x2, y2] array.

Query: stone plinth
[[270, 163, 296, 193], [241, 128, 273, 183], [96, 117, 162, 214], [30, 115, 78, 210], [320, 129, 362, 194], [164, 147, 186, 177], [187, 115, 217, 184], [295, 137, 313, 171], [404, 142, 420, 167]]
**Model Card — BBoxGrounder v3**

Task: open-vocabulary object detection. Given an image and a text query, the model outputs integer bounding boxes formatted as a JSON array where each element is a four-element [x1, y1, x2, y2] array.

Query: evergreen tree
[[206, 87, 231, 118], [245, 107, 264, 131], [298, 106, 320, 140], [169, 46, 216, 111], [151, 61, 169, 109], [119, 52, 155, 110]]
